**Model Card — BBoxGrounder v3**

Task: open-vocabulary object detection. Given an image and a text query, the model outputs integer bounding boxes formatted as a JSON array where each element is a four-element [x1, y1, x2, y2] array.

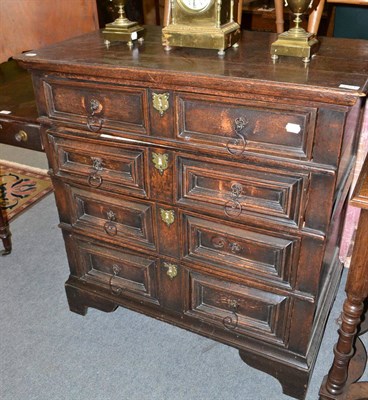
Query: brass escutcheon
[[160, 208, 175, 227], [163, 262, 178, 279], [152, 92, 169, 116], [152, 152, 169, 175]]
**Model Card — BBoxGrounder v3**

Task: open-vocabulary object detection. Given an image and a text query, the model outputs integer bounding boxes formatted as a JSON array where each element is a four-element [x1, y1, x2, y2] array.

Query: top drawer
[[176, 93, 317, 160], [43, 78, 149, 134]]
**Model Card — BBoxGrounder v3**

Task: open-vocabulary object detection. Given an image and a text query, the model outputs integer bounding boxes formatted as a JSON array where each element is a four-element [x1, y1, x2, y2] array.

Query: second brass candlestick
[[271, 0, 319, 63]]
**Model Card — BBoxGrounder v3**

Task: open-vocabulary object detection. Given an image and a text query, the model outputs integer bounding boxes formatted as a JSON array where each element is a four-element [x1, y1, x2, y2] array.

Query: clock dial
[[177, 0, 212, 12]]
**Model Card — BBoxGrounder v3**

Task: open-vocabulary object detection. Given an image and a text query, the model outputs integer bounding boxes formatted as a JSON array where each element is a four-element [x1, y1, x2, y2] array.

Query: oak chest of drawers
[[16, 27, 368, 399]]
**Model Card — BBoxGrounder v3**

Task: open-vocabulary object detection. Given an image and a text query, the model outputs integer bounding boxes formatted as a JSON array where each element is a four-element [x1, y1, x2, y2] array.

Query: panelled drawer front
[[67, 185, 156, 252], [43, 79, 148, 134], [176, 93, 316, 159], [49, 132, 147, 198], [69, 235, 160, 305], [0, 119, 42, 151], [176, 155, 307, 228], [181, 213, 300, 290], [185, 270, 290, 347]]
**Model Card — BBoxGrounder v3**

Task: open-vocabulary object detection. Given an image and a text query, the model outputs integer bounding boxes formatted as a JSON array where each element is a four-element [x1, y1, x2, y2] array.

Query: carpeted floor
[[0, 192, 367, 400], [0, 160, 52, 221]]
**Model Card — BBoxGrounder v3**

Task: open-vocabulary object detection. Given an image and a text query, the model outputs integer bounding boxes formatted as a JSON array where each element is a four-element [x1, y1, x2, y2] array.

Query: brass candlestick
[[271, 0, 319, 63], [103, 0, 144, 47]]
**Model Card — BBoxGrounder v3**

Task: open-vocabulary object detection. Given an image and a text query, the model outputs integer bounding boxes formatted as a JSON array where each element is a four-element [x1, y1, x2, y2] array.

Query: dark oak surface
[[16, 26, 368, 105], [15, 26, 368, 400]]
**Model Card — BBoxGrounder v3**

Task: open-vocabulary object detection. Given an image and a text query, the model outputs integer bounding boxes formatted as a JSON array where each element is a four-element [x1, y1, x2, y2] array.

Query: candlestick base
[[271, 29, 319, 63]]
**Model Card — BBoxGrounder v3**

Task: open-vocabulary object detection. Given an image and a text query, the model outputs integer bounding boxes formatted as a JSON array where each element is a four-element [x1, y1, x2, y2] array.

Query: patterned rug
[[0, 160, 53, 222]]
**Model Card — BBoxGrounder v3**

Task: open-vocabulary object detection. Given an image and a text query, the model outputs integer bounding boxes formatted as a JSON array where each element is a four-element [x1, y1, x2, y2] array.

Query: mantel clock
[[162, 0, 242, 55]]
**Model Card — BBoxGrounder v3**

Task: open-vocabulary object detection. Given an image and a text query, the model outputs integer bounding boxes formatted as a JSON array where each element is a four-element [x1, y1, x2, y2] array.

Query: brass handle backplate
[[91, 157, 103, 171], [87, 115, 103, 132], [89, 98, 102, 114], [212, 236, 243, 254]]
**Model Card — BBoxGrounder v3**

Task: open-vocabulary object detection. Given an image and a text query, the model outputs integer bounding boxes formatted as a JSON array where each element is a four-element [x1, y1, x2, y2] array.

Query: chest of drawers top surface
[[16, 26, 368, 105]]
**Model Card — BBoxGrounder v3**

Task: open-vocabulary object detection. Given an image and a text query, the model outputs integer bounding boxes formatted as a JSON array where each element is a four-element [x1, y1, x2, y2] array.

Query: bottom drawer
[[64, 234, 160, 306], [185, 268, 291, 347], [0, 118, 42, 151]]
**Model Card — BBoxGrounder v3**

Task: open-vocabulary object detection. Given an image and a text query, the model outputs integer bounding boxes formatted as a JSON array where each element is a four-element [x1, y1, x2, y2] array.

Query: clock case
[[162, 0, 242, 53]]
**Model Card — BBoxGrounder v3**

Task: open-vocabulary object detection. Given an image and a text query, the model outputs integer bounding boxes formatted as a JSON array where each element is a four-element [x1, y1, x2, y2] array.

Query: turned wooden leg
[[324, 295, 364, 395], [320, 208, 368, 399], [0, 208, 12, 255]]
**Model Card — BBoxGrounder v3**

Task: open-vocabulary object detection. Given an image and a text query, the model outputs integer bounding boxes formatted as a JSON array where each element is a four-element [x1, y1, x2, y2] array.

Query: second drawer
[[47, 130, 148, 198], [176, 154, 308, 228]]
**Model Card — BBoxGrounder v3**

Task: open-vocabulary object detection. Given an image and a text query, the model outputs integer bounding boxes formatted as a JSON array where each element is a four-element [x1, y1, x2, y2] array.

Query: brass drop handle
[[88, 157, 104, 188], [87, 115, 103, 132], [15, 130, 28, 142], [224, 182, 243, 218], [163, 262, 178, 279], [86, 98, 103, 132], [104, 210, 117, 236], [109, 264, 122, 295], [226, 116, 248, 156], [223, 299, 239, 330], [88, 174, 103, 188]]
